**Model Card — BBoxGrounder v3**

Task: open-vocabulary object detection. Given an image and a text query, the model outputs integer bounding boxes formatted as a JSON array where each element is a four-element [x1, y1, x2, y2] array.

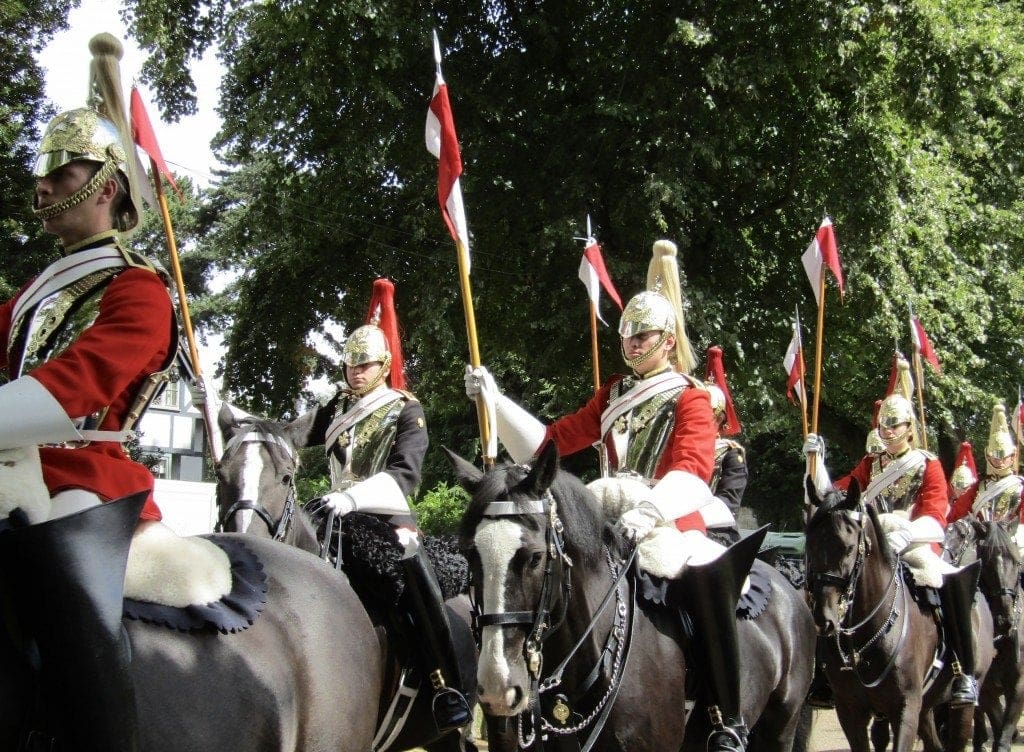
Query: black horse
[[945, 518, 1024, 752], [805, 478, 994, 752], [448, 442, 815, 752]]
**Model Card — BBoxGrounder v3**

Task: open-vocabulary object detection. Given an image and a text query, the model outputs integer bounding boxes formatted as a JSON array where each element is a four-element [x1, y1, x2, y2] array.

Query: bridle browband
[[215, 427, 298, 542], [472, 485, 638, 751]]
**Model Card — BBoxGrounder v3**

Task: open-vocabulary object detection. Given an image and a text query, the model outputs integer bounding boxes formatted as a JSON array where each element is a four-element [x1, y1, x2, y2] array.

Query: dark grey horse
[[215, 403, 319, 552], [215, 404, 480, 752], [805, 479, 994, 752], [945, 518, 1024, 752], [0, 493, 382, 751], [448, 442, 816, 752]]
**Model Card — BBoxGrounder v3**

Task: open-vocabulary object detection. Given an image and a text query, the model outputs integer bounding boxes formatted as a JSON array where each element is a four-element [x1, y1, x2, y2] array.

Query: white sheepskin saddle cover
[[0, 447, 51, 525], [0, 446, 231, 608], [878, 511, 959, 588], [125, 521, 233, 608], [587, 477, 727, 579]]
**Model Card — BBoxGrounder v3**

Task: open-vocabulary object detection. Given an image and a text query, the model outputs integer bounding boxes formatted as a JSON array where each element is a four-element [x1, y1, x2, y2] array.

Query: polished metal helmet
[[618, 291, 676, 338], [950, 462, 977, 495], [986, 403, 1016, 461], [877, 394, 914, 428], [32, 33, 142, 232], [342, 324, 392, 369], [706, 384, 726, 418]]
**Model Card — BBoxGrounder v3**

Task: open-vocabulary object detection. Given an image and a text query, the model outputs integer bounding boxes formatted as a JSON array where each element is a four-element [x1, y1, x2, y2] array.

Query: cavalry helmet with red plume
[[342, 278, 406, 392]]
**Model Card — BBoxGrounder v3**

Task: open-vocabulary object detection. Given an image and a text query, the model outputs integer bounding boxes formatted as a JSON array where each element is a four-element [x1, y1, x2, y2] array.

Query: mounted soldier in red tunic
[[950, 403, 1024, 546], [804, 358, 982, 708], [466, 240, 759, 752]]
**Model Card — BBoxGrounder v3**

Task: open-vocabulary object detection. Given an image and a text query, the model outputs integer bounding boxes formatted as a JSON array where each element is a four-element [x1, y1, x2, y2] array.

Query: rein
[[215, 427, 298, 542], [810, 505, 907, 686], [473, 491, 638, 752]]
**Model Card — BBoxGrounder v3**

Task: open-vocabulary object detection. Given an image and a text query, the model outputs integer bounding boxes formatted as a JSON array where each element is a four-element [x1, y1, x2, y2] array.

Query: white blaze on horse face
[[475, 517, 528, 711], [237, 442, 264, 533]]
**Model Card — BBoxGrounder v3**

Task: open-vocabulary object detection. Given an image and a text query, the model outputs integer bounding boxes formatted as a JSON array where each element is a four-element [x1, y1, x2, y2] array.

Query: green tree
[[126, 0, 1024, 527], [0, 0, 77, 298]]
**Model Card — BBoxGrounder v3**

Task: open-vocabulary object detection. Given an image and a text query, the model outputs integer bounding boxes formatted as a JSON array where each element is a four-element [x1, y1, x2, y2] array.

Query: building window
[[153, 380, 180, 410]]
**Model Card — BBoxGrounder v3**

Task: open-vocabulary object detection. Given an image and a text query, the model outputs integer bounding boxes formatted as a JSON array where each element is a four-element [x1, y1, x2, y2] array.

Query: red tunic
[[0, 267, 173, 520], [835, 452, 948, 552], [544, 374, 716, 533]]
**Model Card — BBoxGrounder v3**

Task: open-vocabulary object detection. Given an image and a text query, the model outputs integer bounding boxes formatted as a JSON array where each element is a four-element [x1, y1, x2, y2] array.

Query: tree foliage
[[109, 0, 1024, 527], [0, 0, 77, 298]]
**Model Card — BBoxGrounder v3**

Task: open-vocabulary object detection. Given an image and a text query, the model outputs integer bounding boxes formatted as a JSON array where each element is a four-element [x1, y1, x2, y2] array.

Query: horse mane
[[981, 520, 1021, 566], [458, 461, 611, 571]]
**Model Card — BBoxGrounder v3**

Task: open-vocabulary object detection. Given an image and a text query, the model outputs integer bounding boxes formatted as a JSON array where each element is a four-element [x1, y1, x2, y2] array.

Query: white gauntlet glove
[[802, 433, 826, 461], [802, 433, 833, 499], [616, 503, 663, 543], [464, 365, 497, 399], [886, 529, 914, 555], [314, 491, 356, 516]]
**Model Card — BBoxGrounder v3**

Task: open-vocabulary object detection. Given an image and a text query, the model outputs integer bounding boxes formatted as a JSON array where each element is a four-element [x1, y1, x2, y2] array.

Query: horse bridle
[[472, 493, 573, 674], [215, 427, 298, 541], [808, 505, 906, 685], [471, 488, 638, 752]]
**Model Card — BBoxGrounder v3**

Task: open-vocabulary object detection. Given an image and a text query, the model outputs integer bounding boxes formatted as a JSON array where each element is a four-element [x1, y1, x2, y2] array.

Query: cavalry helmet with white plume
[[985, 402, 1016, 472], [32, 33, 146, 233], [618, 240, 696, 374]]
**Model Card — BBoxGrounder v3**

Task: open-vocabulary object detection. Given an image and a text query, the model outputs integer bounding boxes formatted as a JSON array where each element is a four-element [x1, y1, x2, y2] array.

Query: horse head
[[805, 478, 892, 636], [215, 403, 301, 539], [943, 517, 983, 567], [975, 520, 1022, 638], [447, 441, 610, 717]]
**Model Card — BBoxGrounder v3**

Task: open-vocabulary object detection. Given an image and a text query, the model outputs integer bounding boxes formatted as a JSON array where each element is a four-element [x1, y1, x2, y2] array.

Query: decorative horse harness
[[215, 427, 298, 541], [472, 490, 639, 752], [808, 504, 919, 689]]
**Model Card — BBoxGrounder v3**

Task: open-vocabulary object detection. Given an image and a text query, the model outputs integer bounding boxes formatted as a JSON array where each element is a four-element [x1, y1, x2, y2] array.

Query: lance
[[575, 215, 610, 476], [431, 31, 493, 466], [794, 305, 809, 439], [908, 303, 929, 450], [148, 161, 224, 464], [1017, 384, 1022, 474]]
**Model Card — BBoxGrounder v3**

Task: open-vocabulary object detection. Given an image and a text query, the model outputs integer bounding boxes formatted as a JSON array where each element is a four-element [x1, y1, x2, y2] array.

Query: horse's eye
[[282, 475, 292, 485], [528, 551, 544, 570]]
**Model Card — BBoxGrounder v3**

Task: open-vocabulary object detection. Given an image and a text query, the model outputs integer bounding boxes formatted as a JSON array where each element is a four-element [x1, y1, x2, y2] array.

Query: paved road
[[810, 708, 1024, 751]]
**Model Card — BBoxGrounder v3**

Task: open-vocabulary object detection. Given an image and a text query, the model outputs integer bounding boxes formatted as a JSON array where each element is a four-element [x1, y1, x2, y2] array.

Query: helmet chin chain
[[621, 330, 668, 372], [33, 158, 118, 221]]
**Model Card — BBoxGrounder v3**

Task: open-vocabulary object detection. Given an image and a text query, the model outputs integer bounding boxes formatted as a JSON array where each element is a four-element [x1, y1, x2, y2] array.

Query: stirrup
[[706, 722, 748, 752], [431, 686, 471, 732]]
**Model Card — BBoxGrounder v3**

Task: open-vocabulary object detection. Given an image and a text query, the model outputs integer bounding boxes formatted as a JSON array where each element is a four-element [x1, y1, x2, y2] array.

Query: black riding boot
[[807, 637, 835, 709], [685, 527, 768, 752], [940, 560, 981, 708], [401, 546, 472, 733], [0, 493, 146, 752]]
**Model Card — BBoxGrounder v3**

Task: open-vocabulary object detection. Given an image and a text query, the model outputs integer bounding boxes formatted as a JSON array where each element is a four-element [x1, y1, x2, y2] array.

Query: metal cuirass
[[327, 394, 406, 488], [978, 476, 1024, 528], [868, 455, 925, 513], [606, 377, 683, 480]]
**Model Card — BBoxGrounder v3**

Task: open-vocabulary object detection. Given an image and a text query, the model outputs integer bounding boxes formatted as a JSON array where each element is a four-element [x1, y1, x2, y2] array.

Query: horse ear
[[523, 440, 559, 496], [218, 402, 238, 433], [841, 478, 861, 510], [805, 475, 821, 507], [442, 446, 484, 491], [284, 409, 320, 449]]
